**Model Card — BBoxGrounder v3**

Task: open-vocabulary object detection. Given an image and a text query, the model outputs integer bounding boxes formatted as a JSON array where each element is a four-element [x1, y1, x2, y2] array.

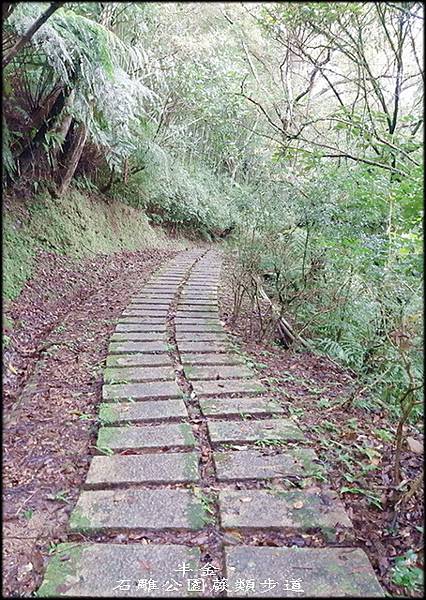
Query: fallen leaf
[[406, 436, 423, 454]]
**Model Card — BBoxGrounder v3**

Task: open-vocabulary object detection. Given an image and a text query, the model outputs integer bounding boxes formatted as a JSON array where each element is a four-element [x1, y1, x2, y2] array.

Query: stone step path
[[39, 249, 384, 597]]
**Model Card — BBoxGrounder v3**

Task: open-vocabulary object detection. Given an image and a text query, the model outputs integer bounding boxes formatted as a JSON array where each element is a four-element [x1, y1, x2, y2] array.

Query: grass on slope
[[3, 188, 185, 301]]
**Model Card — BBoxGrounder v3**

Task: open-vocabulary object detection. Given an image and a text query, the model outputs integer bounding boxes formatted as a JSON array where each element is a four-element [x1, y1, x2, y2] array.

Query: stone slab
[[219, 488, 352, 530], [102, 381, 181, 401], [134, 293, 175, 300], [207, 419, 304, 443], [177, 342, 230, 353], [225, 546, 384, 597], [85, 452, 199, 487], [69, 489, 206, 532], [122, 310, 169, 318], [116, 323, 167, 333], [38, 543, 201, 597], [104, 366, 176, 383], [180, 353, 243, 366], [180, 295, 217, 302], [199, 396, 286, 417], [176, 332, 228, 342], [111, 332, 166, 342], [214, 448, 320, 480], [176, 312, 217, 320], [185, 365, 253, 380], [124, 303, 170, 309], [185, 285, 217, 290], [178, 299, 218, 306], [175, 318, 221, 326], [138, 292, 177, 298], [139, 280, 178, 285], [176, 305, 217, 313], [141, 286, 178, 292], [129, 299, 171, 306], [175, 324, 222, 332], [152, 275, 184, 280], [106, 354, 171, 368], [98, 399, 188, 424], [192, 379, 266, 397], [96, 423, 196, 451], [118, 317, 166, 325], [108, 341, 168, 354], [187, 278, 217, 281]]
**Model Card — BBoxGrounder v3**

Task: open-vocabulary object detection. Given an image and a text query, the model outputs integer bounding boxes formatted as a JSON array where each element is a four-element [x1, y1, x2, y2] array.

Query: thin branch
[[3, 2, 65, 68]]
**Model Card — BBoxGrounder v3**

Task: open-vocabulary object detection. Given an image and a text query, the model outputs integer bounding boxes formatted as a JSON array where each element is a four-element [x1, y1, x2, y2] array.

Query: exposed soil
[[217, 252, 424, 598], [2, 246, 183, 596]]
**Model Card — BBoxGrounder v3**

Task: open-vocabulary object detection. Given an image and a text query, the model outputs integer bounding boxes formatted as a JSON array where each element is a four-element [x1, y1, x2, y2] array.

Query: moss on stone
[[36, 544, 84, 597], [96, 426, 118, 452], [179, 423, 196, 447], [68, 508, 93, 533], [98, 404, 119, 425]]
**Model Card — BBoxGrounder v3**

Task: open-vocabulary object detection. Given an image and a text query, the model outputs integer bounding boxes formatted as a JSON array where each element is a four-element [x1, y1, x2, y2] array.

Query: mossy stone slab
[[185, 364, 254, 380], [176, 332, 228, 342], [207, 419, 304, 443], [200, 396, 285, 417], [122, 309, 169, 318], [106, 353, 171, 368], [175, 318, 221, 326], [96, 423, 196, 451], [111, 332, 166, 342], [85, 452, 199, 487], [225, 546, 384, 597], [177, 341, 230, 353], [116, 323, 167, 333], [214, 448, 321, 481], [37, 543, 198, 597], [192, 379, 266, 397], [175, 324, 222, 333], [117, 317, 166, 325], [175, 312, 220, 320], [104, 366, 175, 383], [219, 488, 352, 530], [98, 399, 187, 424], [108, 341, 168, 354], [180, 353, 243, 366], [69, 489, 206, 533], [102, 381, 181, 401], [176, 305, 218, 313], [129, 299, 171, 306]]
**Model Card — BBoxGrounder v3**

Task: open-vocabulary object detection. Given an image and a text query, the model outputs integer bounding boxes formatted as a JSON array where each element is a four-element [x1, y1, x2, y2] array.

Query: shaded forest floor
[[2, 247, 181, 595], [2, 246, 423, 597], [218, 254, 424, 597]]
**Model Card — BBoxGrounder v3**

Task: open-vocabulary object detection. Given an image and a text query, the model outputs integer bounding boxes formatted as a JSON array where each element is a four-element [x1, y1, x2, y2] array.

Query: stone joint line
[[38, 250, 384, 598]]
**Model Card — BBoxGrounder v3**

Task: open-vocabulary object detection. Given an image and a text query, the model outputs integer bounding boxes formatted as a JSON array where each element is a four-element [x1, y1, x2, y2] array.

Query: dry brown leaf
[[406, 436, 423, 454]]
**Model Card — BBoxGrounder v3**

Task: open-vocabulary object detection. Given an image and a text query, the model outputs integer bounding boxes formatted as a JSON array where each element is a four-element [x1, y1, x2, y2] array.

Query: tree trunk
[[17, 86, 70, 175], [51, 89, 75, 161], [3, 2, 65, 68], [57, 124, 87, 196], [2, 3, 17, 21]]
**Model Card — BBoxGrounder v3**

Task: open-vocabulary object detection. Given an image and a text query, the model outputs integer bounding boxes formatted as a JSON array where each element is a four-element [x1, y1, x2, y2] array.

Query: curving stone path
[[38, 249, 384, 597]]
